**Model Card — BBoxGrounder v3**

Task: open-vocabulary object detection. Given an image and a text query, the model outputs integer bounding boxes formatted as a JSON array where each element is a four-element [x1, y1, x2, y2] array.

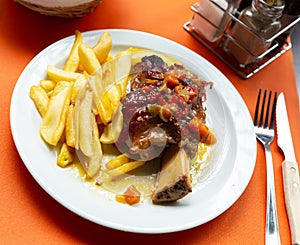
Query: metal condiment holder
[[184, 2, 300, 79]]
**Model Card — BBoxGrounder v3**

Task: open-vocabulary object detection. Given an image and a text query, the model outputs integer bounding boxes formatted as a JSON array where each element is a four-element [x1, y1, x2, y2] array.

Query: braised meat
[[115, 55, 213, 161], [114, 55, 215, 203]]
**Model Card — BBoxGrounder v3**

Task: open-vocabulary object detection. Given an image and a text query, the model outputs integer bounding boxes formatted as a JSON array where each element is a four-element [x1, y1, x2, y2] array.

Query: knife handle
[[282, 160, 300, 245]]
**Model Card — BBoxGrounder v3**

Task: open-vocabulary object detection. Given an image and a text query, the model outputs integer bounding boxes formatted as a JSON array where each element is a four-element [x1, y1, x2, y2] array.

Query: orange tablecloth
[[1, 0, 300, 244]]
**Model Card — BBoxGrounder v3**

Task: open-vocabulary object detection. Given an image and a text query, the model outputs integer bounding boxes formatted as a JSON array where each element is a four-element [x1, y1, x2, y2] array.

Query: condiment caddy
[[184, 0, 300, 79]]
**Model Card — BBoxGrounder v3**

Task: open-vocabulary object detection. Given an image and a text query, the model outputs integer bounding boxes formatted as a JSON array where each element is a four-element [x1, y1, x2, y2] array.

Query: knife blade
[[276, 92, 300, 245]]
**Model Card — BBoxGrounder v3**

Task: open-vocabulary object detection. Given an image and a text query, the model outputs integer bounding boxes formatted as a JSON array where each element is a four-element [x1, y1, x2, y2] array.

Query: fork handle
[[265, 145, 281, 245], [282, 160, 300, 245]]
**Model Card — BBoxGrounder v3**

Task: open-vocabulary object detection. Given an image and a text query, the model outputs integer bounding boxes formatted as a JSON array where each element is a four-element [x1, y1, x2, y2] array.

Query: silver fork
[[254, 89, 280, 245]]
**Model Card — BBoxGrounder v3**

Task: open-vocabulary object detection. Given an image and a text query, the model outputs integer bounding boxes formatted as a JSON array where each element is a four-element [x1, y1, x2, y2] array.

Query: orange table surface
[[1, 0, 300, 244]]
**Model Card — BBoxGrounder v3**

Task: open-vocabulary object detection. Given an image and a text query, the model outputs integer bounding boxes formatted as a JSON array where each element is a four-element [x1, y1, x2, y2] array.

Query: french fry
[[100, 104, 123, 144], [78, 42, 101, 75], [65, 104, 75, 148], [94, 52, 131, 124], [89, 68, 120, 122], [106, 154, 130, 169], [40, 81, 72, 146], [79, 89, 94, 157], [105, 54, 113, 63], [39, 79, 56, 93], [31, 31, 150, 183], [71, 75, 87, 104], [86, 116, 103, 177], [87, 67, 102, 106], [57, 143, 74, 167], [101, 59, 115, 88], [98, 84, 120, 125], [64, 30, 83, 72], [29, 85, 49, 117], [106, 161, 146, 178], [47, 65, 80, 82], [114, 50, 132, 98], [92, 32, 112, 64], [74, 97, 80, 150]]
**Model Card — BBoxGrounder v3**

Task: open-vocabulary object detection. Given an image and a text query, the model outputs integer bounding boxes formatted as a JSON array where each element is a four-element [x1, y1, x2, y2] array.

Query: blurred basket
[[15, 0, 102, 18]]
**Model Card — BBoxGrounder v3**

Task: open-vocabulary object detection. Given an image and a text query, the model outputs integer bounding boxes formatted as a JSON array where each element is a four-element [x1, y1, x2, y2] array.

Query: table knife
[[276, 92, 300, 245]]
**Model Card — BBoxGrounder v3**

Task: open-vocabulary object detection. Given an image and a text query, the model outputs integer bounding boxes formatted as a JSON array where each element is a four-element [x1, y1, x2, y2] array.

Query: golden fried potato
[[87, 68, 102, 106], [57, 143, 74, 167], [86, 116, 103, 177], [64, 30, 83, 72], [78, 42, 101, 75], [65, 104, 75, 148], [92, 32, 112, 64], [29, 85, 49, 117], [106, 161, 145, 178], [106, 154, 130, 169], [113, 49, 132, 98], [39, 79, 56, 93], [40, 81, 72, 146], [79, 89, 94, 157], [47, 65, 80, 82], [100, 104, 123, 144], [98, 85, 120, 125], [70, 75, 87, 104], [88, 52, 131, 125]]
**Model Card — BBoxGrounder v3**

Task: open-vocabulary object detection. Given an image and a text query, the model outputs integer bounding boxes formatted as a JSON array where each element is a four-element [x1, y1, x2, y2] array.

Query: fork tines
[[254, 89, 277, 129]]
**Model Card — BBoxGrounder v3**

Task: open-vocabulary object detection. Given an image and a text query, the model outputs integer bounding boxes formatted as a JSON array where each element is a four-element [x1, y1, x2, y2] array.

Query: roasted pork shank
[[115, 55, 215, 203]]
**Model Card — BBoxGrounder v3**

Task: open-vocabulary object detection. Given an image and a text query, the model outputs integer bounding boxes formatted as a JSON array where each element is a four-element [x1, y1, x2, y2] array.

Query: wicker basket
[[15, 0, 102, 18]]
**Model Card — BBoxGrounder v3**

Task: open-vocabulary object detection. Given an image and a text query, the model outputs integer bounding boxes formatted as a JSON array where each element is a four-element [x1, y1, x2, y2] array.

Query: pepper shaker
[[224, 0, 285, 67]]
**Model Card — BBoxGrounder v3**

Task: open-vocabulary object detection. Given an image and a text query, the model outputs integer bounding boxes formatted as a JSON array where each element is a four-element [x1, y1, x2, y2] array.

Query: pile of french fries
[[30, 30, 145, 179]]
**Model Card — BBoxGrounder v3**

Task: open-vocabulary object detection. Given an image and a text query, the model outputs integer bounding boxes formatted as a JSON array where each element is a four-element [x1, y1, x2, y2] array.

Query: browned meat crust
[[152, 145, 192, 203]]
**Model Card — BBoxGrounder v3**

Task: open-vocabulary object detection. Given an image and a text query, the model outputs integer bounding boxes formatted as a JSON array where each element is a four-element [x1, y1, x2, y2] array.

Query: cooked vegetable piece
[[64, 30, 83, 72], [115, 185, 141, 205], [29, 85, 49, 117], [190, 117, 216, 145], [40, 81, 72, 146]]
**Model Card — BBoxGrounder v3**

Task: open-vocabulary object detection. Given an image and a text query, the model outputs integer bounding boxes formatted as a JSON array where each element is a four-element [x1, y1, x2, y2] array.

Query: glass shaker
[[224, 0, 285, 67], [190, 0, 241, 42], [276, 0, 300, 47]]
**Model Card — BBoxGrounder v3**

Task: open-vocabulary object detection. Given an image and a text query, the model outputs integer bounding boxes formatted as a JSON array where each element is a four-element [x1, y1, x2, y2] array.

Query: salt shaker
[[224, 0, 285, 67], [190, 0, 241, 42]]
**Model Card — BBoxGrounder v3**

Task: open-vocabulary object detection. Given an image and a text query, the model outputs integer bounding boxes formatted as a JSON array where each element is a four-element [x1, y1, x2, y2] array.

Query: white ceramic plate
[[10, 29, 256, 234]]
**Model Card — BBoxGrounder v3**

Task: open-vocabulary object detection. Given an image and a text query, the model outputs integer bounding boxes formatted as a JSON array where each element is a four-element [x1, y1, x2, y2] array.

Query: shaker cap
[[253, 0, 285, 18]]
